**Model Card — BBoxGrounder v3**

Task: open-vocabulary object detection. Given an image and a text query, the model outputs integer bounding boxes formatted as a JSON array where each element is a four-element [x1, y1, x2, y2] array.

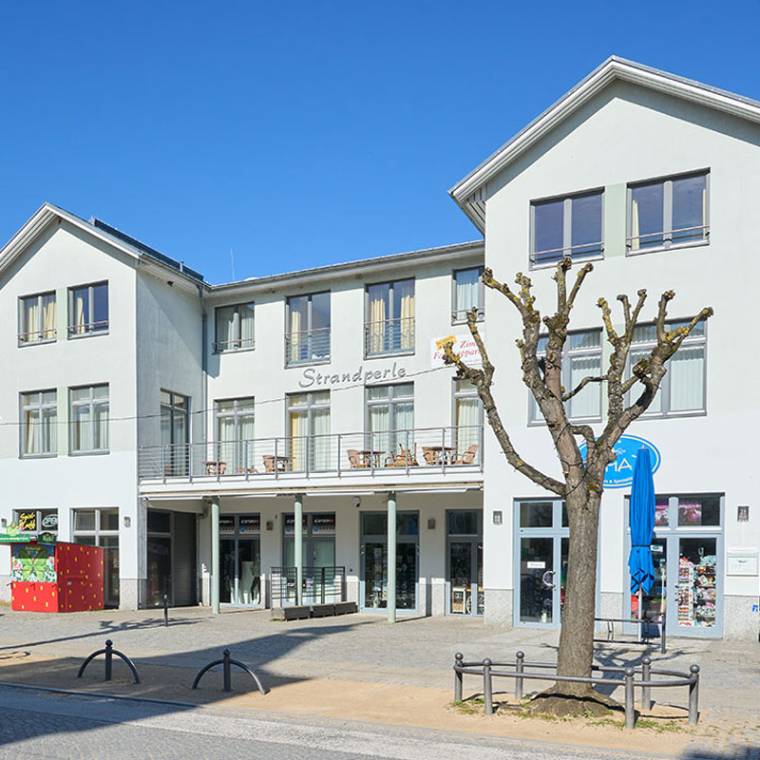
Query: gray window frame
[[529, 329, 603, 425], [285, 291, 331, 367], [19, 389, 58, 459], [365, 382, 415, 452], [18, 291, 56, 346], [626, 169, 710, 256], [69, 383, 110, 455], [68, 281, 109, 338], [451, 267, 485, 324], [529, 188, 605, 267], [214, 302, 255, 353], [364, 278, 416, 357], [626, 320, 707, 418]]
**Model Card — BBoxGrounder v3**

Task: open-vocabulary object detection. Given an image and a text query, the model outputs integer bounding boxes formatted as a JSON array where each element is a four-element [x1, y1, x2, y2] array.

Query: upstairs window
[[531, 190, 603, 265], [69, 282, 109, 337], [18, 292, 56, 345], [286, 292, 330, 366], [215, 302, 254, 353], [365, 279, 415, 356], [627, 170, 709, 253], [627, 320, 706, 416], [70, 384, 109, 454], [20, 390, 57, 457], [530, 330, 603, 423], [452, 267, 484, 323]]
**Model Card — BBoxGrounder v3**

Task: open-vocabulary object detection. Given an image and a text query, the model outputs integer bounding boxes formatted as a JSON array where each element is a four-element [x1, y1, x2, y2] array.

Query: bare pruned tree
[[442, 257, 712, 713]]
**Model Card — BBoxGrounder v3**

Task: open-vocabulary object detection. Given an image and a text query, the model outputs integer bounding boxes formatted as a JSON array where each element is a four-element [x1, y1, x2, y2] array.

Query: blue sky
[[1, 1, 759, 283]]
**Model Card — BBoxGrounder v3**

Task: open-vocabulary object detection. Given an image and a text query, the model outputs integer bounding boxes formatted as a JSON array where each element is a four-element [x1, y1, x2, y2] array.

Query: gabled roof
[[450, 56, 760, 231], [0, 202, 205, 285]]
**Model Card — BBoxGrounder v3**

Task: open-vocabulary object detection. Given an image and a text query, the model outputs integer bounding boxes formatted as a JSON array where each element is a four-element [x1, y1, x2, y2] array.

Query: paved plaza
[[0, 606, 756, 758]]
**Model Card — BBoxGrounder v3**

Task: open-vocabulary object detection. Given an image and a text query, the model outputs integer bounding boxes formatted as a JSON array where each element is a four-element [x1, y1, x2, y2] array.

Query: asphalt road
[[0, 685, 684, 760]]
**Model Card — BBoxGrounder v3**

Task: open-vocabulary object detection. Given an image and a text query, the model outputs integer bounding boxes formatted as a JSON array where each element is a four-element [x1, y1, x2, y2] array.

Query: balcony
[[285, 327, 331, 366], [138, 425, 483, 485], [364, 317, 415, 357]]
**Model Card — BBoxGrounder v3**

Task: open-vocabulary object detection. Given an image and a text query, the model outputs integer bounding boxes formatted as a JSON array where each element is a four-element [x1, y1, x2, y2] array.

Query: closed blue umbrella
[[629, 447, 656, 611]]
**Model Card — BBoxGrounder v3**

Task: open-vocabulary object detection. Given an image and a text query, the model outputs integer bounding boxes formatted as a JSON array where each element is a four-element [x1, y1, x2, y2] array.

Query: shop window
[[520, 501, 553, 528], [72, 507, 119, 607], [13, 509, 58, 535], [448, 511, 478, 535], [678, 496, 720, 527]]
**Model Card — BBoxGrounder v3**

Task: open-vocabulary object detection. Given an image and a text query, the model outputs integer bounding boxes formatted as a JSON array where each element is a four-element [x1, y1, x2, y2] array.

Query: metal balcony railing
[[68, 319, 109, 337], [285, 327, 331, 366], [18, 328, 57, 345], [137, 425, 483, 482], [364, 316, 415, 356]]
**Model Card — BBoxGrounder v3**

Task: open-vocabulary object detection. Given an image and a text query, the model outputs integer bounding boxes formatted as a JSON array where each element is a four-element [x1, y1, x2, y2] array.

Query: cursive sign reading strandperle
[[298, 362, 407, 389]]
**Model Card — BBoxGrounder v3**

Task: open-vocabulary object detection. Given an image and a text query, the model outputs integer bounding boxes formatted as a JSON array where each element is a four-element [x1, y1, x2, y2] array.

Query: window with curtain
[[19, 292, 56, 344], [531, 190, 603, 265], [214, 302, 254, 352], [68, 282, 108, 336], [70, 384, 109, 454], [453, 268, 484, 323], [530, 330, 603, 423], [286, 292, 330, 365], [161, 390, 189, 475], [365, 279, 415, 355], [628, 171, 709, 253], [20, 390, 57, 457], [453, 379, 481, 460], [215, 397, 255, 473], [627, 320, 706, 416], [287, 391, 330, 472], [366, 383, 414, 462]]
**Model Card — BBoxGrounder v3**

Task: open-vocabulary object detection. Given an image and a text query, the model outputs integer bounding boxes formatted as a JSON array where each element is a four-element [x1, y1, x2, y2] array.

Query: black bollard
[[163, 594, 169, 627], [104, 639, 113, 681]]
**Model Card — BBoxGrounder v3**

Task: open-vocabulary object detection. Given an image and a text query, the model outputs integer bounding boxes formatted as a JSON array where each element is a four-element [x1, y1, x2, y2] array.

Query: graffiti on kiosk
[[579, 434, 661, 489]]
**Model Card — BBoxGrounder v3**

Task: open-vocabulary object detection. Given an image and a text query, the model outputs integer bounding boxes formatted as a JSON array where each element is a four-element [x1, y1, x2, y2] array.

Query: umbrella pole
[[638, 587, 643, 643]]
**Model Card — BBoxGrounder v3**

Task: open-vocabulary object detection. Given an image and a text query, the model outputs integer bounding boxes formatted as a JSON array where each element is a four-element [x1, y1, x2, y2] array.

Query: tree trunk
[[554, 488, 601, 697]]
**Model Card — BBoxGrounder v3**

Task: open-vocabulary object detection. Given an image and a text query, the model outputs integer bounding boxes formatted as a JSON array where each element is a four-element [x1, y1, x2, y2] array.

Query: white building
[[1, 57, 758, 640]]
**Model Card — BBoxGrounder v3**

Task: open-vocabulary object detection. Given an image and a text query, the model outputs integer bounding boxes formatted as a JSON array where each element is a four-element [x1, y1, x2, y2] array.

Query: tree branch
[[562, 374, 608, 402]]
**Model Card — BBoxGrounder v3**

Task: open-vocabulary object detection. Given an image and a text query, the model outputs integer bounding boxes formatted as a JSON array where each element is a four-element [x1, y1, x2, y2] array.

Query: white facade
[[1, 58, 758, 639]]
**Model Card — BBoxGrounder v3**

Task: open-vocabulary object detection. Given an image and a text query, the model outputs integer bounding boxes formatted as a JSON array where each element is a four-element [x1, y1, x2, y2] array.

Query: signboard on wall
[[431, 333, 483, 368], [579, 434, 661, 489]]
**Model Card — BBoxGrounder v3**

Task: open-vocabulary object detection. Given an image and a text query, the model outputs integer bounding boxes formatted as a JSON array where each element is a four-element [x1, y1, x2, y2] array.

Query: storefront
[[446, 509, 483, 615], [625, 493, 723, 638], [146, 509, 198, 607], [360, 511, 419, 612], [220, 513, 261, 606]]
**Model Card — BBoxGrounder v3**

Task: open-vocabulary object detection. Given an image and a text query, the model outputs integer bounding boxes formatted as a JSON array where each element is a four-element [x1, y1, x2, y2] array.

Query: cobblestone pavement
[[0, 686, 674, 760], [0, 606, 757, 752]]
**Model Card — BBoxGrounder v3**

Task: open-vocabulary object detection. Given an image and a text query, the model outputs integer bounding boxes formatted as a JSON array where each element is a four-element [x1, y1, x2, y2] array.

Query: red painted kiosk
[[9, 539, 105, 613]]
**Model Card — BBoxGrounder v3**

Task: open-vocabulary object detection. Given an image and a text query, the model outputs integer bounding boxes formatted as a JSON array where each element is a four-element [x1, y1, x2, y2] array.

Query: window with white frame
[[530, 330, 603, 423], [68, 282, 109, 336], [286, 292, 330, 365], [627, 320, 706, 416], [215, 397, 255, 473], [365, 279, 415, 356], [20, 390, 57, 457], [18, 292, 56, 345], [287, 391, 330, 472], [366, 382, 414, 463], [531, 190, 603, 265], [627, 170, 709, 253], [215, 302, 254, 352], [452, 267, 484, 323], [70, 384, 109, 454], [453, 379, 482, 462], [72, 508, 120, 607]]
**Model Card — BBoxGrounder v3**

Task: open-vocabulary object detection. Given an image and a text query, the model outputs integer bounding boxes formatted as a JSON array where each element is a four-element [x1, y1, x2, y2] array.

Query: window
[[18, 292, 56, 345], [20, 390, 57, 457], [161, 391, 189, 475], [366, 382, 414, 463], [627, 320, 706, 416], [452, 267, 484, 323], [72, 507, 119, 607], [531, 190, 603, 265], [627, 171, 709, 253], [13, 509, 58, 535], [453, 379, 482, 463], [215, 302, 254, 352], [70, 384, 109, 454], [68, 282, 108, 336], [530, 330, 602, 423], [365, 279, 415, 356], [286, 292, 330, 366], [215, 397, 255, 473], [287, 391, 330, 472]]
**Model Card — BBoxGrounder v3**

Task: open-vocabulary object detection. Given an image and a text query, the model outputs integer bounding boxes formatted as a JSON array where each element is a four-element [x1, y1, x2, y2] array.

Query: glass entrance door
[[519, 537, 555, 624], [447, 510, 483, 615], [360, 511, 419, 612], [218, 515, 261, 606]]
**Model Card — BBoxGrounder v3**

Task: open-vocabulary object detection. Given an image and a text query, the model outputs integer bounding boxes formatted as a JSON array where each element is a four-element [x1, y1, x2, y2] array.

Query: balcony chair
[[454, 443, 479, 465], [386, 445, 418, 468], [346, 449, 369, 469], [421, 446, 437, 465]]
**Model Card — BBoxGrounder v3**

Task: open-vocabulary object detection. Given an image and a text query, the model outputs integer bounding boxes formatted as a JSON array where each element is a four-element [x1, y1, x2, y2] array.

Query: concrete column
[[294, 494, 304, 606], [210, 497, 220, 615], [387, 491, 396, 624]]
